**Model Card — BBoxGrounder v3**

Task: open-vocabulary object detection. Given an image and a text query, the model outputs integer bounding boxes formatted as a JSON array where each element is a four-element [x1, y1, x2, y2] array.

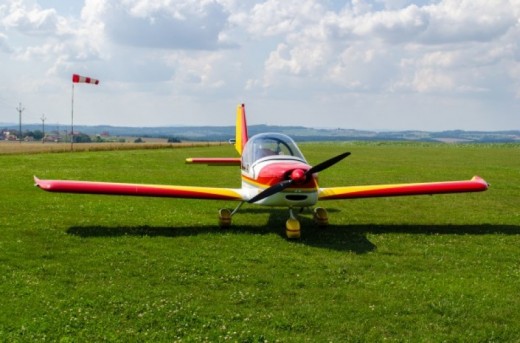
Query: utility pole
[[16, 103, 24, 143], [41, 114, 47, 143]]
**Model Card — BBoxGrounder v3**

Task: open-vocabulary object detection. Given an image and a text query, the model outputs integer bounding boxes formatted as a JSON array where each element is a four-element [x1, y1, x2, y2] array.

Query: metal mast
[[16, 103, 24, 142]]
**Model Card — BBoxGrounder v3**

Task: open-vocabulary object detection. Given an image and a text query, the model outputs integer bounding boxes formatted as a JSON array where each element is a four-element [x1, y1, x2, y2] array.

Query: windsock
[[72, 74, 99, 85]]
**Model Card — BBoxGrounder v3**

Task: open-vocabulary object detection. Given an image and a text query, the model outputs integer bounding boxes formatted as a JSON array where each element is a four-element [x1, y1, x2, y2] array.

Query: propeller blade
[[248, 179, 293, 203], [306, 152, 350, 175]]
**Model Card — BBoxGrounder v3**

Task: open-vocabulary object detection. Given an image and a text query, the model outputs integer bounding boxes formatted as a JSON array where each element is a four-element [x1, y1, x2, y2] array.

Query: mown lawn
[[1, 142, 519, 341]]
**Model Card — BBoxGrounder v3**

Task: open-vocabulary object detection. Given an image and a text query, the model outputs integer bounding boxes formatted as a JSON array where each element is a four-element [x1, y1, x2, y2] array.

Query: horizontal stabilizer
[[185, 157, 241, 166]]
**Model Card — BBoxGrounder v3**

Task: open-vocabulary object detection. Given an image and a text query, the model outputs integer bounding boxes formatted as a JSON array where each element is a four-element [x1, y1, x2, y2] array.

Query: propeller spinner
[[248, 152, 351, 203]]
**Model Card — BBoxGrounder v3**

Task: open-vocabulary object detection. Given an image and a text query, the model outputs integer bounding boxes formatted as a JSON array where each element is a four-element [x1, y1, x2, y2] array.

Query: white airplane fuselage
[[241, 134, 318, 207]]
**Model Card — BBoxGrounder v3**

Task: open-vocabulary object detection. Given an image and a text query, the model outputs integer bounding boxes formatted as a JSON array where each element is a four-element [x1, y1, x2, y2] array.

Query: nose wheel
[[285, 208, 301, 239]]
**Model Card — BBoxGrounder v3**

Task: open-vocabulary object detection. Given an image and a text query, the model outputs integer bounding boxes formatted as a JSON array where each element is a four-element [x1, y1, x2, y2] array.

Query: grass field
[[1, 142, 519, 341]]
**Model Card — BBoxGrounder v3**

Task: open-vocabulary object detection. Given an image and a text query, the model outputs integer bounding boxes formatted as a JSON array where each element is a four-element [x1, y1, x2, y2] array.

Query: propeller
[[248, 152, 351, 203]]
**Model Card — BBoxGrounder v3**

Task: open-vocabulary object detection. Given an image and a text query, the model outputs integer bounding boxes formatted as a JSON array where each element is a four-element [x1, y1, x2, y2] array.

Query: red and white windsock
[[72, 74, 99, 85]]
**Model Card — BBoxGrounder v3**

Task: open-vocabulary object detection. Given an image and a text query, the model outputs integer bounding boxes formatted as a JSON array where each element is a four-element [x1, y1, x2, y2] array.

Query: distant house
[[2, 131, 17, 141], [43, 135, 60, 142]]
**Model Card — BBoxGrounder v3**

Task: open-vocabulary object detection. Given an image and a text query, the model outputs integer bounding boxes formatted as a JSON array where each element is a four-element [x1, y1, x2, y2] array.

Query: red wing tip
[[34, 176, 51, 190], [471, 176, 489, 189]]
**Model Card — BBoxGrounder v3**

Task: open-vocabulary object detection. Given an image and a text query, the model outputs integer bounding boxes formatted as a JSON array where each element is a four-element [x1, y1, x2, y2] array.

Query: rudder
[[235, 104, 248, 155]]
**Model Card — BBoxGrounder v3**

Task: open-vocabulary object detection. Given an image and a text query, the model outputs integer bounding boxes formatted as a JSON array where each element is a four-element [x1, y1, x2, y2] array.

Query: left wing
[[319, 176, 488, 200], [34, 177, 244, 201]]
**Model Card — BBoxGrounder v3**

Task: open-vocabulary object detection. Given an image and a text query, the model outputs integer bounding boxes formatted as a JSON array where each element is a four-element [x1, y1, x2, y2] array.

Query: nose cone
[[291, 168, 306, 184]]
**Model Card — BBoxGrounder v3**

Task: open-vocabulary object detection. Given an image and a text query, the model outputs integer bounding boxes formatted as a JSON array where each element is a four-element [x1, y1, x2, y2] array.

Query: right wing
[[34, 177, 245, 201]]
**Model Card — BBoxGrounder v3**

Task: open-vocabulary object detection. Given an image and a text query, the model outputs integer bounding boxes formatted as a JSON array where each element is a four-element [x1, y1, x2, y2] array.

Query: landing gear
[[313, 207, 329, 227], [218, 202, 245, 227], [218, 208, 232, 227], [285, 219, 301, 239], [285, 208, 301, 239], [217, 204, 327, 239]]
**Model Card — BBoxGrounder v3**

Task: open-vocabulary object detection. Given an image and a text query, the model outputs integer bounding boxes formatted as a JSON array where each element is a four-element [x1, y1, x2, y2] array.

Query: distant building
[[43, 135, 60, 142], [2, 130, 17, 141]]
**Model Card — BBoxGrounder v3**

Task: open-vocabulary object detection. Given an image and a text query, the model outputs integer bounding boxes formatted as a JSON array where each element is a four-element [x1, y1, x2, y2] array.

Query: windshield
[[241, 133, 306, 169]]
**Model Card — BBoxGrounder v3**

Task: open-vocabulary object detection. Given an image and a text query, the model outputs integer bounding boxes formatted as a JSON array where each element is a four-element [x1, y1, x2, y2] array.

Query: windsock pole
[[71, 83, 75, 151], [70, 74, 99, 151]]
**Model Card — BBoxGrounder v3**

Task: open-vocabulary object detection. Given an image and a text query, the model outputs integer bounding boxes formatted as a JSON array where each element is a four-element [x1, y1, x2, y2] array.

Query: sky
[[0, 0, 519, 131]]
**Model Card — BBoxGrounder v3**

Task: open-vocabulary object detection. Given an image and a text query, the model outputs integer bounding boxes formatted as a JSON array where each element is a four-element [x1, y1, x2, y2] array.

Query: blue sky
[[1, 0, 519, 131]]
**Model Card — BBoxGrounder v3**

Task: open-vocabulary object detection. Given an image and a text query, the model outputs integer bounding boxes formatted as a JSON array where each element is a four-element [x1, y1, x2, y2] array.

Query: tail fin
[[235, 104, 248, 155]]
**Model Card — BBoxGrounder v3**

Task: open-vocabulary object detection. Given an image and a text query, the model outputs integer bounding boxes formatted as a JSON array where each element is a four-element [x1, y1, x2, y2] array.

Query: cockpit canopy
[[241, 133, 306, 169]]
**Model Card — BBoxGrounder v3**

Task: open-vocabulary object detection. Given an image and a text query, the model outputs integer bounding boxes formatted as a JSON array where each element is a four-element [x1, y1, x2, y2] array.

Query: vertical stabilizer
[[235, 104, 248, 155]]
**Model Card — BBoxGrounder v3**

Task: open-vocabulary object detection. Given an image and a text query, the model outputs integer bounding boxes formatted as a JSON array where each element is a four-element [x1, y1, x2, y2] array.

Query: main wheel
[[218, 208, 232, 227], [313, 207, 329, 227]]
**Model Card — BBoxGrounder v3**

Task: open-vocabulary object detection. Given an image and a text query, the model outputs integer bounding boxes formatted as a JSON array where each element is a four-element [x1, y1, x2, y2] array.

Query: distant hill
[[2, 123, 519, 143]]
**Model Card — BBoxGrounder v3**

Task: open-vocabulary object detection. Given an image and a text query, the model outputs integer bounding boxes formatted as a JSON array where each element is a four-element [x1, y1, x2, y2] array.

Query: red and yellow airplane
[[35, 104, 488, 238]]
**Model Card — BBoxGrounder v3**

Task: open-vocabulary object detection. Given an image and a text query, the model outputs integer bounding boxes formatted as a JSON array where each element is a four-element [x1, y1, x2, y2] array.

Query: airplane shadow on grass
[[67, 208, 520, 254]]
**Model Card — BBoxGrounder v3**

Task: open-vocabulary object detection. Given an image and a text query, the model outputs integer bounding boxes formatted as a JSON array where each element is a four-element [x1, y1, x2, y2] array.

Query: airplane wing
[[34, 177, 245, 201], [318, 176, 488, 200], [185, 157, 241, 166]]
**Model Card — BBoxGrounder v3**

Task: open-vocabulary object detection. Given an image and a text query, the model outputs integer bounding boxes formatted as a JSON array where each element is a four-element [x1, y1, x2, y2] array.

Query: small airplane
[[35, 104, 488, 238]]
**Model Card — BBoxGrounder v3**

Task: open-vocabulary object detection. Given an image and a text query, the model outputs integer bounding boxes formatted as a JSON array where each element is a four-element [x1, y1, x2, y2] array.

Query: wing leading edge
[[34, 177, 244, 201], [318, 176, 488, 200]]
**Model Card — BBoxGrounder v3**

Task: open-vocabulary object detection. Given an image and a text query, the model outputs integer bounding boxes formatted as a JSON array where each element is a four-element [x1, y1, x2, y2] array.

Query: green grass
[[1, 142, 519, 341]]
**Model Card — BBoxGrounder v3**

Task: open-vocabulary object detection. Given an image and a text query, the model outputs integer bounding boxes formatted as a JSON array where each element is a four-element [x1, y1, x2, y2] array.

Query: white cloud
[[252, 0, 520, 97], [427, 0, 515, 42], [0, 32, 11, 52], [245, 0, 326, 37], [95, 0, 233, 50], [1, 0, 70, 36]]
